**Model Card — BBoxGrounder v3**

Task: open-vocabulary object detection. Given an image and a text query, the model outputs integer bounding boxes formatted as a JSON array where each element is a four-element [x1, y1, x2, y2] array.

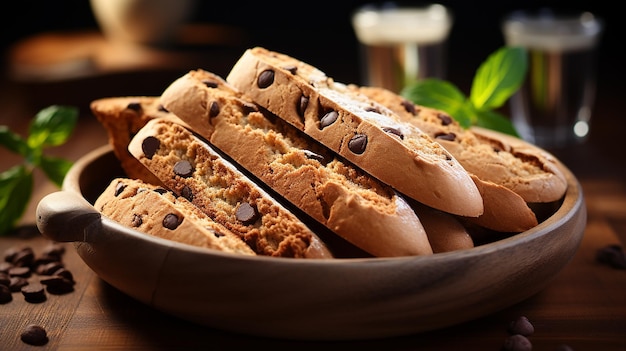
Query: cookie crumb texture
[[128, 119, 333, 258]]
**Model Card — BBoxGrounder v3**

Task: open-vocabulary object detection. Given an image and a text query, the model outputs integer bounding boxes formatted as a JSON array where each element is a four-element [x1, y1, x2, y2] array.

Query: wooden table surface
[[1, 43, 625, 350]]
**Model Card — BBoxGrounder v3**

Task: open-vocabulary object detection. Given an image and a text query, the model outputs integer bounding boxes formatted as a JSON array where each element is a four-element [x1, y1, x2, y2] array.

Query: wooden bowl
[[36, 144, 586, 340]]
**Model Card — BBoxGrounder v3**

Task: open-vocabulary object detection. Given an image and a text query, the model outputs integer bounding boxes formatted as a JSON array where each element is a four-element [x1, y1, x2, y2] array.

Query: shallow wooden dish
[[36, 143, 586, 340]]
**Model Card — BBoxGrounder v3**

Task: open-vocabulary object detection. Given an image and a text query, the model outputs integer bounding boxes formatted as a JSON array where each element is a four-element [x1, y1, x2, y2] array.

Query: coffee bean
[[8, 266, 30, 278], [348, 134, 368, 154], [257, 70, 275, 88], [9, 276, 29, 292], [20, 324, 49, 346], [11, 248, 35, 267], [0, 284, 12, 304], [437, 113, 453, 125], [0, 272, 9, 286], [596, 244, 626, 269], [40, 275, 74, 295], [173, 160, 194, 178], [508, 316, 534, 336], [502, 334, 532, 351], [236, 202, 259, 225], [38, 261, 64, 276], [142, 136, 160, 159], [0, 261, 12, 273], [21, 282, 46, 303]]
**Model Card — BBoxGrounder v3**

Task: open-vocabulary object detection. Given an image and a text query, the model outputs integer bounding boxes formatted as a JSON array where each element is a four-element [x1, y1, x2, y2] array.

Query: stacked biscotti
[[91, 46, 569, 259]]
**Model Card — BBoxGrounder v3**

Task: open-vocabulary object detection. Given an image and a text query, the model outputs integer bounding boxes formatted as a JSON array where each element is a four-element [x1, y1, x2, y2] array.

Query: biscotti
[[128, 117, 333, 259], [134, 84, 433, 257], [90, 97, 172, 183], [95, 177, 256, 256], [355, 86, 568, 203], [226, 47, 484, 218]]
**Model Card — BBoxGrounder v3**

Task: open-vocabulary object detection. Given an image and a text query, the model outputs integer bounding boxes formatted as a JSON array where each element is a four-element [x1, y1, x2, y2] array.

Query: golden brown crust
[[356, 86, 568, 203], [90, 96, 169, 183], [226, 47, 484, 218], [160, 70, 433, 257], [128, 118, 333, 259], [95, 178, 256, 255]]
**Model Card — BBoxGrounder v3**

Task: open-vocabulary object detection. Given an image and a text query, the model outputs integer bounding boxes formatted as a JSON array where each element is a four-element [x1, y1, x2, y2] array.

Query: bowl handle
[[36, 191, 101, 243]]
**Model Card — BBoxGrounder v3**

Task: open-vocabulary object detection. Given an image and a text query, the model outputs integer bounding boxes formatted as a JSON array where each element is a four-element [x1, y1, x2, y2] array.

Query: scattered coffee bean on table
[[0, 284, 12, 304], [21, 282, 47, 303], [596, 244, 626, 269], [507, 316, 534, 336], [502, 334, 532, 351], [20, 324, 49, 346]]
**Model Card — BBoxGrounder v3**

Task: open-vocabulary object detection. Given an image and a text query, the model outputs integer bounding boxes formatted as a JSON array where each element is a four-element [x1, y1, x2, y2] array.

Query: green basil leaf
[[469, 46, 527, 110], [0, 165, 33, 235], [27, 105, 78, 149], [0, 126, 29, 156], [475, 110, 520, 137], [40, 155, 73, 187]]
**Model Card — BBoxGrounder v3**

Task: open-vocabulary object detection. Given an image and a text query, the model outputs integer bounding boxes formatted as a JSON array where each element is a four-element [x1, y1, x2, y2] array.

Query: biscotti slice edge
[[95, 177, 256, 256], [128, 117, 333, 259], [160, 69, 434, 257], [226, 47, 484, 218]]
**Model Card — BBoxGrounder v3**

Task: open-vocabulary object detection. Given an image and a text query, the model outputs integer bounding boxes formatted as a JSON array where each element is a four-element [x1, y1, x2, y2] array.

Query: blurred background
[[0, 0, 622, 147]]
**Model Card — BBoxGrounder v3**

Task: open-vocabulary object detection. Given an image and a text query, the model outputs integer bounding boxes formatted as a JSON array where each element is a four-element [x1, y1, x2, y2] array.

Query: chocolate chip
[[202, 79, 219, 88], [153, 188, 168, 195], [401, 99, 417, 115], [163, 213, 182, 230], [20, 324, 49, 346], [303, 150, 325, 163], [596, 244, 626, 269], [174, 160, 194, 178], [320, 110, 338, 129], [142, 136, 160, 159], [502, 334, 532, 351], [236, 203, 259, 225], [437, 113, 453, 125], [241, 102, 258, 114], [297, 95, 309, 118], [508, 316, 534, 336], [21, 282, 46, 303], [0, 284, 11, 304], [283, 65, 297, 75], [365, 106, 382, 114], [382, 127, 404, 140], [209, 101, 220, 118], [348, 134, 368, 154], [435, 132, 456, 141], [126, 102, 141, 111], [181, 185, 194, 202], [131, 214, 143, 227], [257, 70, 275, 88]]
